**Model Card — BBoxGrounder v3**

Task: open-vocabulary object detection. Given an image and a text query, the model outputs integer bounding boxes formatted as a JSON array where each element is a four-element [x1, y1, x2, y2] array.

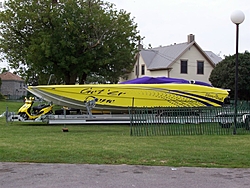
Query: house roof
[[140, 38, 220, 70], [141, 42, 193, 70], [204, 51, 222, 64], [0, 72, 23, 81]]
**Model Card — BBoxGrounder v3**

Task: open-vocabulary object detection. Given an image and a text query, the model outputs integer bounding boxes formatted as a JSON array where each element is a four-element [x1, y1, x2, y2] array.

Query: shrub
[[0, 92, 5, 100]]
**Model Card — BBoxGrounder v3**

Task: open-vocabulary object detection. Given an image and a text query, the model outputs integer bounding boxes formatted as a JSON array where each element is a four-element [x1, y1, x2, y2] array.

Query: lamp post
[[230, 10, 245, 135]]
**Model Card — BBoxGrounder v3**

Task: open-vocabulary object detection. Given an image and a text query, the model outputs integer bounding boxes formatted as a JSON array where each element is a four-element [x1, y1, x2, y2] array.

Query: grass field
[[0, 100, 250, 168]]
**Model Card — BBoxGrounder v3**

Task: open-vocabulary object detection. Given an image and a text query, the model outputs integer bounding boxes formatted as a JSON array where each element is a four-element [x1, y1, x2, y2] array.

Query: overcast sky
[[108, 0, 250, 57], [1, 0, 249, 69]]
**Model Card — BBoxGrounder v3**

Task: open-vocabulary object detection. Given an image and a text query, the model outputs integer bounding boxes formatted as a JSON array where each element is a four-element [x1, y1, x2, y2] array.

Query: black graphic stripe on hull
[[170, 90, 224, 106]]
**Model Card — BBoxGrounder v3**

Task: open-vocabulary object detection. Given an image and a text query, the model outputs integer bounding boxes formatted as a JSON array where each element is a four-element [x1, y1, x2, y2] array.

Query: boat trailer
[[2, 99, 131, 125]]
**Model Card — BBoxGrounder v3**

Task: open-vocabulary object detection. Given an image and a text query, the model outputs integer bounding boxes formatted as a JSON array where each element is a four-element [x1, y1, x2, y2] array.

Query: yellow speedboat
[[28, 83, 229, 110]]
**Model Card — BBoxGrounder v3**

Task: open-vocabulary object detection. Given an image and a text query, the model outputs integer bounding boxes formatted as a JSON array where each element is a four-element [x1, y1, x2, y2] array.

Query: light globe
[[231, 10, 245, 24]]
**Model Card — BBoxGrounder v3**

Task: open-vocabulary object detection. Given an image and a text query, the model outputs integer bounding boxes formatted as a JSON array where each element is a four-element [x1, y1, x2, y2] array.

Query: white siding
[[168, 45, 213, 83]]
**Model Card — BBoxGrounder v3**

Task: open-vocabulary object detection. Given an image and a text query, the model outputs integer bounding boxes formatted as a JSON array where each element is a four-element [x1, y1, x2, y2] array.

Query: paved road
[[1, 162, 250, 188]]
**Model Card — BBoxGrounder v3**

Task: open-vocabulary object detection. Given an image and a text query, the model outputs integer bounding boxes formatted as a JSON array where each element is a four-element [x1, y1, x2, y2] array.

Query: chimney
[[187, 34, 195, 43]]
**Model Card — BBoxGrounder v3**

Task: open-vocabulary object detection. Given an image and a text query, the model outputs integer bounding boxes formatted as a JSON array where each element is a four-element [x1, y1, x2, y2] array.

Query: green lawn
[[0, 101, 250, 168]]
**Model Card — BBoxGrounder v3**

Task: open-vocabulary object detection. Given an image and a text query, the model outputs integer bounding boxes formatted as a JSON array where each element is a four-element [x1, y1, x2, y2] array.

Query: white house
[[123, 34, 222, 84]]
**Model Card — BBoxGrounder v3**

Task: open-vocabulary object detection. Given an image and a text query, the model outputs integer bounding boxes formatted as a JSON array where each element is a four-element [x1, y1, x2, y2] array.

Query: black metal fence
[[129, 102, 250, 136]]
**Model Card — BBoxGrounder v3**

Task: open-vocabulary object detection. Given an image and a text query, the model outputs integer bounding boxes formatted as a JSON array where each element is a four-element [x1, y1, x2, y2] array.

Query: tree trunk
[[69, 74, 77, 85], [79, 73, 87, 84], [65, 72, 78, 84], [64, 72, 70, 85]]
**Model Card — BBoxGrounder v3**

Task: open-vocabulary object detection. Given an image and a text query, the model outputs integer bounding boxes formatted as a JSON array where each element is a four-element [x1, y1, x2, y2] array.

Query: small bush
[[0, 92, 5, 101]]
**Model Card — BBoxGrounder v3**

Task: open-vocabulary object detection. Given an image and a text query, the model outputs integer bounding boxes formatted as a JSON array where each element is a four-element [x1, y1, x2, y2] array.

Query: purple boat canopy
[[120, 76, 212, 87]]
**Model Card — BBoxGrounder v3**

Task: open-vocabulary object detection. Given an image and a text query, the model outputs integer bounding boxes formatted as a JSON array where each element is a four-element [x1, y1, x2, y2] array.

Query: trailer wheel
[[19, 113, 28, 120]]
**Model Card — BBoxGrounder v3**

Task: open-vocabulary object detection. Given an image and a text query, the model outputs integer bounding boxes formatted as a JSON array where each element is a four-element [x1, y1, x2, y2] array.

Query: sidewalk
[[1, 162, 250, 188]]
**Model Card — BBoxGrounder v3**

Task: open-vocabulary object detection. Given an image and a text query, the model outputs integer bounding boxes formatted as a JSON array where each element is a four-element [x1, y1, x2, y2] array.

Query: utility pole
[[136, 36, 144, 78], [136, 39, 141, 78]]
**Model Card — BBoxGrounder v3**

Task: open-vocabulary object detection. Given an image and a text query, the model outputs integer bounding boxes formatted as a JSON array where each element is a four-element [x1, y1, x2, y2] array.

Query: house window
[[180, 60, 188, 74], [197, 61, 204, 74], [135, 65, 138, 76], [141, 65, 145, 75]]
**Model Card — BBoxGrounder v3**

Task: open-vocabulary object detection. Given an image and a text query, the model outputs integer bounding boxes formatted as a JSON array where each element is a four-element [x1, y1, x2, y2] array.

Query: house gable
[[169, 44, 214, 81], [140, 50, 157, 68], [123, 34, 222, 84], [191, 42, 217, 68]]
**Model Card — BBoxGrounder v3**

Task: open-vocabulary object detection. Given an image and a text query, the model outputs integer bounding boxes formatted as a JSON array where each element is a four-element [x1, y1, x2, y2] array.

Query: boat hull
[[28, 84, 229, 110]]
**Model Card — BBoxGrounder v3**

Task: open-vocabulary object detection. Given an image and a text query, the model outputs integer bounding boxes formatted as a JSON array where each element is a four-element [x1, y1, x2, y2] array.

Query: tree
[[0, 67, 8, 74], [209, 51, 250, 100], [0, 0, 140, 85]]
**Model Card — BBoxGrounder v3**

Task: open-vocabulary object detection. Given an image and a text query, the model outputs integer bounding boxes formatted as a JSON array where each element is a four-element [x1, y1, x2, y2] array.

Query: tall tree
[[0, 0, 140, 85], [209, 51, 250, 100]]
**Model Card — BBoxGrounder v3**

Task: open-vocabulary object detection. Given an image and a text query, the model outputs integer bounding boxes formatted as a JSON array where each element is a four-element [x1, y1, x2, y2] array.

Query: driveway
[[1, 162, 250, 188]]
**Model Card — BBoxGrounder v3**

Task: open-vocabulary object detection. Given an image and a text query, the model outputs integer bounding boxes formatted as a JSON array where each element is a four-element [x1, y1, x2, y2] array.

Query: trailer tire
[[18, 112, 28, 120]]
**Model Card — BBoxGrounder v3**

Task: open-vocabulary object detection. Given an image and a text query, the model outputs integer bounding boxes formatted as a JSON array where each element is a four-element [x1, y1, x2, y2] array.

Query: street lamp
[[230, 10, 245, 135]]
